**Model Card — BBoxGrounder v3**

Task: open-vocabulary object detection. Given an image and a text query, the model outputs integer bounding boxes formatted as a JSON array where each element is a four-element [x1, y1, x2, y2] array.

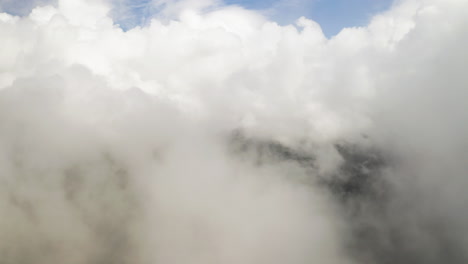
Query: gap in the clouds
[[0, 0, 56, 16], [111, 0, 160, 30], [0, 0, 393, 37], [224, 0, 394, 37], [224, 0, 277, 10], [310, 0, 394, 36], [114, 0, 394, 37]]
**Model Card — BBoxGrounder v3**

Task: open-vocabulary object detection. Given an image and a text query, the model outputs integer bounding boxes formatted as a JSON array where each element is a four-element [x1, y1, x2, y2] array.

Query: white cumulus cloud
[[0, 0, 467, 263]]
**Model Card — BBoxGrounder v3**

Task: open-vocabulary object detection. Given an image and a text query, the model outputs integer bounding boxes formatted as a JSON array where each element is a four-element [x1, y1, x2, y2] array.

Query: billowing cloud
[[0, 0, 467, 263]]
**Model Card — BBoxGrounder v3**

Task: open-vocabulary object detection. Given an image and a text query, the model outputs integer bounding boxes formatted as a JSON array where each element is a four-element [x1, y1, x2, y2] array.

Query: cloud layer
[[0, 0, 467, 263]]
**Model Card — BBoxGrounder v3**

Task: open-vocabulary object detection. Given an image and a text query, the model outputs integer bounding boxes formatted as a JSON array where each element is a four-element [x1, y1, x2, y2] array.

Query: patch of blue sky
[[111, 0, 162, 30], [225, 0, 394, 37], [116, 0, 394, 37], [0, 0, 394, 37], [0, 0, 56, 16], [305, 0, 393, 37]]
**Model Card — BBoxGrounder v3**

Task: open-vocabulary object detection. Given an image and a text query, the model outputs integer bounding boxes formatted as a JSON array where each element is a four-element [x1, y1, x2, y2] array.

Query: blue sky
[[0, 0, 394, 37], [113, 0, 394, 37], [225, 0, 394, 37]]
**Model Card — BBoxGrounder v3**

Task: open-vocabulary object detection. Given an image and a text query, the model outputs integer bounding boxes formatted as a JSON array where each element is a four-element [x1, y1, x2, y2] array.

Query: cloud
[[0, 0, 467, 263]]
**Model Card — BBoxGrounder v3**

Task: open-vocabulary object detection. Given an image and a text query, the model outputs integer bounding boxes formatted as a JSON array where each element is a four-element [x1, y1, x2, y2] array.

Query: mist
[[0, 0, 467, 263]]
